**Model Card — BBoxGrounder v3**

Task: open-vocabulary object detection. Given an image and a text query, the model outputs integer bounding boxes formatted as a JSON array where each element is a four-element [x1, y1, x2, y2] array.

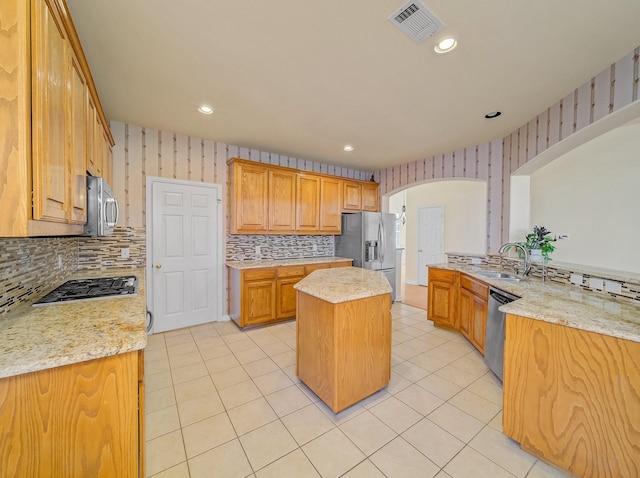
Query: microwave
[[83, 176, 119, 236]]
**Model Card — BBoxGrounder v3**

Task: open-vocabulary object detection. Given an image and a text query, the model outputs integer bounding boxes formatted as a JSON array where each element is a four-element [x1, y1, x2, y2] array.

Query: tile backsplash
[[0, 237, 77, 315], [446, 253, 640, 304], [226, 234, 334, 261], [78, 226, 146, 270]]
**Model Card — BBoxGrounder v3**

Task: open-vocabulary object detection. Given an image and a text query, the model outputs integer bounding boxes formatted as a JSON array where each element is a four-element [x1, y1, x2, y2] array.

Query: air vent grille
[[388, 1, 445, 44]]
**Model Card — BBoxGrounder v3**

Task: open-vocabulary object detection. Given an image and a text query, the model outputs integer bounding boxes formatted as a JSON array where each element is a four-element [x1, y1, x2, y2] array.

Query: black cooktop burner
[[33, 276, 138, 306]]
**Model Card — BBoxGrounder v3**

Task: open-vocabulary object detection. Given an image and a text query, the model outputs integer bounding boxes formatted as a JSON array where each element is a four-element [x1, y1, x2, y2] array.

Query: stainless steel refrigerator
[[335, 212, 397, 301]]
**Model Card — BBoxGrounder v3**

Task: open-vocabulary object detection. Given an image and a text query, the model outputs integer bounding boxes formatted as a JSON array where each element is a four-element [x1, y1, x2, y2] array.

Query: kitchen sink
[[473, 270, 525, 281]]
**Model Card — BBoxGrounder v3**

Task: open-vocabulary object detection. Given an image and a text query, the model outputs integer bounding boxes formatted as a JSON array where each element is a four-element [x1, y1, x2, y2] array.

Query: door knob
[[155, 264, 162, 269]]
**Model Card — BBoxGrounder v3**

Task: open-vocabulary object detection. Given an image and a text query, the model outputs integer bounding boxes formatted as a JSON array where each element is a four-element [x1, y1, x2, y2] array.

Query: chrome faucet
[[498, 243, 532, 277]]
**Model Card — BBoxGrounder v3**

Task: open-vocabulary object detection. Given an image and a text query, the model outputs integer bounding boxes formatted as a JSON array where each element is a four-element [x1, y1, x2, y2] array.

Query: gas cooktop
[[33, 276, 138, 306]]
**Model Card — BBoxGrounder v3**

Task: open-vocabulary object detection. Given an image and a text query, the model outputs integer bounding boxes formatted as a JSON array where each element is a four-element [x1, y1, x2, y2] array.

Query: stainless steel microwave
[[83, 176, 119, 236]]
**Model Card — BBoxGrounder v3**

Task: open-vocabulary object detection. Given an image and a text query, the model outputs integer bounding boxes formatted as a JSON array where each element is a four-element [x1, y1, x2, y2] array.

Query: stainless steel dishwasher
[[484, 287, 520, 381]]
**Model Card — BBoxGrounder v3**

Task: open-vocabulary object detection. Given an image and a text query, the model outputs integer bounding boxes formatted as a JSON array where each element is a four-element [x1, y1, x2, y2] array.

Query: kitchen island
[[0, 268, 147, 477], [427, 263, 640, 477], [294, 267, 392, 413]]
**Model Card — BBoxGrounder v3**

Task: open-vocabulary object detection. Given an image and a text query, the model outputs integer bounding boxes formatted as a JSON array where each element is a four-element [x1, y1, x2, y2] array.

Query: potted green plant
[[523, 225, 556, 261]]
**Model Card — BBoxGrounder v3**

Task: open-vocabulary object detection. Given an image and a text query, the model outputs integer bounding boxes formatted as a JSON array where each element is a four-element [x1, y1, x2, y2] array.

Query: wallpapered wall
[[375, 46, 640, 253]]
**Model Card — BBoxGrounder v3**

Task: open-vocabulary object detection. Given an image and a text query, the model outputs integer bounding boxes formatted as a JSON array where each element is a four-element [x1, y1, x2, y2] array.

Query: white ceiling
[[66, 0, 640, 171]]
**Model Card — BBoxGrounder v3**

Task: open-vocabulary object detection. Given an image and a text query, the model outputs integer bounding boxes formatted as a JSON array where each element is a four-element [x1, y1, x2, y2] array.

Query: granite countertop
[[0, 268, 147, 379], [294, 267, 392, 304], [429, 263, 640, 343], [226, 256, 353, 270]]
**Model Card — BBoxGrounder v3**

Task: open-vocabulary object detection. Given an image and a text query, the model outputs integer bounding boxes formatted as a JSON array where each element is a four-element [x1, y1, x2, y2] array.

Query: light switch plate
[[471, 258, 482, 264], [570, 274, 583, 285], [605, 280, 622, 294], [121, 248, 130, 259], [588, 278, 604, 291]]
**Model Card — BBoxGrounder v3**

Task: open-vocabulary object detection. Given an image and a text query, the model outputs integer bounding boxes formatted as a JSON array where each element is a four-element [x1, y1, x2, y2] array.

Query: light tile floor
[[144, 302, 569, 478]]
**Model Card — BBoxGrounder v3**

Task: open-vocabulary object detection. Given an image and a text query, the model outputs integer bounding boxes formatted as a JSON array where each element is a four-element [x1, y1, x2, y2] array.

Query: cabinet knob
[[155, 264, 162, 269]]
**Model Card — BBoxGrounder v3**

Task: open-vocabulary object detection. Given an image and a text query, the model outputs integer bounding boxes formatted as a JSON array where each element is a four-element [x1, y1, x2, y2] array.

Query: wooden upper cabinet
[[0, 0, 114, 236], [227, 158, 378, 235], [230, 162, 269, 233], [268, 169, 296, 233], [296, 173, 320, 232], [319, 177, 341, 233], [69, 51, 87, 225], [342, 180, 379, 212], [31, 0, 69, 224], [362, 182, 379, 211], [342, 181, 362, 211]]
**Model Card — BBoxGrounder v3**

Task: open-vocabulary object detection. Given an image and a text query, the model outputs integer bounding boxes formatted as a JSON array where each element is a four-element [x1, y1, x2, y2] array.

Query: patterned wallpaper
[[110, 122, 372, 230], [375, 45, 640, 254]]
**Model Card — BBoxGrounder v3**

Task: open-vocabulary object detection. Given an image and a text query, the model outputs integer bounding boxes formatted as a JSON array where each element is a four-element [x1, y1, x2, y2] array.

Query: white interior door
[[148, 178, 223, 333], [417, 205, 444, 285]]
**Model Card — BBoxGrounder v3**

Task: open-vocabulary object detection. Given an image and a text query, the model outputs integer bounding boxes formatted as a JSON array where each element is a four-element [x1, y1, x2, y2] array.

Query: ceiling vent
[[387, 1, 445, 44]]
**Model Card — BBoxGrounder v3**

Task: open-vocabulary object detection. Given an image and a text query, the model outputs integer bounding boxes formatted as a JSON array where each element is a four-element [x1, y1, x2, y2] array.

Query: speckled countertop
[[430, 264, 640, 343], [0, 268, 147, 379], [226, 256, 353, 269], [295, 267, 392, 304]]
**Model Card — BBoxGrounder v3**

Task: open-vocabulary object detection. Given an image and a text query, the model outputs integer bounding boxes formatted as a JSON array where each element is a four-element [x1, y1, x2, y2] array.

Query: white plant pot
[[529, 249, 543, 262]]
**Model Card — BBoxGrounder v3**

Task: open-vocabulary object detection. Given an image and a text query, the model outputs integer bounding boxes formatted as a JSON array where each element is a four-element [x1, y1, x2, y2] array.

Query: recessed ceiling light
[[434, 37, 457, 54], [198, 105, 214, 115], [343, 145, 354, 152], [484, 111, 502, 119]]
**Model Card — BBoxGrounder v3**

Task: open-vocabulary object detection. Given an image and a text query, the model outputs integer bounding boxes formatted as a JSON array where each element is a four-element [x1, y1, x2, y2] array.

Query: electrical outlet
[[57, 254, 63, 269], [570, 274, 583, 285], [471, 258, 482, 265], [121, 247, 130, 259], [255, 246, 261, 255], [605, 280, 622, 294], [312, 244, 318, 252], [588, 278, 604, 291]]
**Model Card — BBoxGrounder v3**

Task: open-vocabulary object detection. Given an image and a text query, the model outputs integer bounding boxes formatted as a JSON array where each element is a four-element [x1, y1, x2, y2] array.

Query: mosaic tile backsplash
[[446, 253, 640, 304], [78, 226, 146, 270], [226, 234, 334, 261], [0, 237, 77, 315]]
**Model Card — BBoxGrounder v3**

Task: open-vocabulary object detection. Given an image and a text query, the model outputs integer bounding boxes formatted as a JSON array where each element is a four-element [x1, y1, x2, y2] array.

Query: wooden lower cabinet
[[229, 262, 352, 327], [503, 314, 640, 477], [0, 350, 143, 477], [296, 290, 391, 413], [427, 268, 458, 328], [459, 275, 488, 354]]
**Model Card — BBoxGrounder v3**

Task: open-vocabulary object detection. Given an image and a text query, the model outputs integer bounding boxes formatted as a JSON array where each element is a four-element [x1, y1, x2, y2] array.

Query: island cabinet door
[[0, 351, 139, 477], [503, 314, 640, 478]]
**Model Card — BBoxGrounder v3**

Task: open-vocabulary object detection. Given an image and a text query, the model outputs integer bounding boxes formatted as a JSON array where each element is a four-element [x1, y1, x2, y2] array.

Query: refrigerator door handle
[[379, 216, 385, 263]]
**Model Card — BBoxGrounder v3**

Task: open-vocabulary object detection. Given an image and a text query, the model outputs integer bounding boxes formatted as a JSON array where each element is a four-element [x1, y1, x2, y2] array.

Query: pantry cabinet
[[0, 0, 114, 237], [229, 261, 352, 327], [227, 158, 379, 235]]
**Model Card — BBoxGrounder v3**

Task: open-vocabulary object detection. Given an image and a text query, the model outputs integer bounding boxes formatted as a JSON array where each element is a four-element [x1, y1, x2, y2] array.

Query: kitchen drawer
[[428, 267, 456, 284], [277, 266, 305, 278], [305, 263, 332, 275], [243, 268, 276, 281], [461, 274, 488, 298]]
